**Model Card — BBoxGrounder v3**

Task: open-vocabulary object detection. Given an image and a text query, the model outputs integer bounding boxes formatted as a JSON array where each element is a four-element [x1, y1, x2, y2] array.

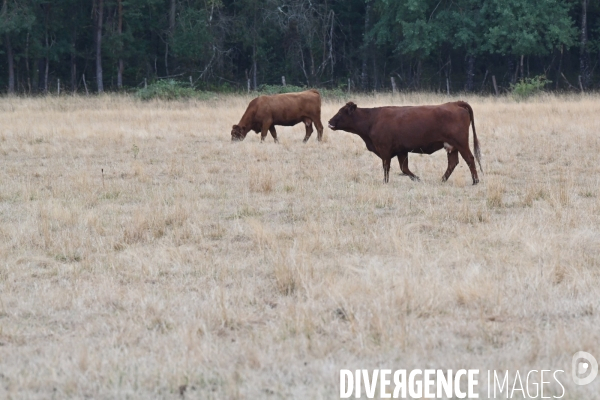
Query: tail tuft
[[457, 101, 483, 174]]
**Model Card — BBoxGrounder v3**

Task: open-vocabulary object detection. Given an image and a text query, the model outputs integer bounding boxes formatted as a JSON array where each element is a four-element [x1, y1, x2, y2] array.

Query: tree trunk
[[37, 4, 51, 94], [37, 58, 45, 93], [165, 44, 169, 76], [169, 0, 176, 33], [96, 0, 104, 93], [71, 28, 77, 92], [507, 57, 514, 85], [71, 56, 77, 93], [252, 43, 257, 90], [1, 0, 9, 94], [446, 55, 452, 93], [25, 32, 31, 94], [519, 54, 524, 81], [16, 63, 20, 93], [165, 0, 176, 76], [465, 54, 475, 92], [372, 58, 378, 91], [117, 0, 123, 89], [492, 75, 499, 95], [310, 48, 315, 84], [414, 60, 422, 89], [556, 46, 563, 90], [479, 69, 488, 93], [360, 2, 371, 90], [44, 55, 49, 93], [5, 34, 15, 94], [329, 11, 334, 79], [580, 0, 590, 89], [252, 1, 257, 91]]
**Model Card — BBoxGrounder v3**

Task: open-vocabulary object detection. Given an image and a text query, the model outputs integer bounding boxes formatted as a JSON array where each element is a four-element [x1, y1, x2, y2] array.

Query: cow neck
[[350, 108, 373, 138], [238, 113, 254, 134]]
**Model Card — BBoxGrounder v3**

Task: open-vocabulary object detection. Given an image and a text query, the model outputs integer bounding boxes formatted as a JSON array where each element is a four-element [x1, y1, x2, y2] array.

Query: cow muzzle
[[328, 123, 336, 130]]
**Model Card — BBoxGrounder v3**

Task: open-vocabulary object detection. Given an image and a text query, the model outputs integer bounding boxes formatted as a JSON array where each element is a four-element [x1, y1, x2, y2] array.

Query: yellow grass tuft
[[486, 175, 505, 208]]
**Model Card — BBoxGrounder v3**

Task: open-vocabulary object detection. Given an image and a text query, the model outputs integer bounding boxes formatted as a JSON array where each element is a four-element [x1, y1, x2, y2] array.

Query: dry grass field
[[1, 92, 600, 399]]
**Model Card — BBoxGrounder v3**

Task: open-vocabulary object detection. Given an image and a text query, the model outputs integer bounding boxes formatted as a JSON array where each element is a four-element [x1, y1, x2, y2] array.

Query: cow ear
[[346, 102, 357, 114]]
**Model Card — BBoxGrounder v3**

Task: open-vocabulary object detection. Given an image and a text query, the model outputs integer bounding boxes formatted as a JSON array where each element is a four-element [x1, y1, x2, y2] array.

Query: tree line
[[0, 0, 598, 95]]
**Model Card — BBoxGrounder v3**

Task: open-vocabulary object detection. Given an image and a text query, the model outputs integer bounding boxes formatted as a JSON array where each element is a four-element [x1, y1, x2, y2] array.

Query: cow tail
[[457, 101, 483, 174]]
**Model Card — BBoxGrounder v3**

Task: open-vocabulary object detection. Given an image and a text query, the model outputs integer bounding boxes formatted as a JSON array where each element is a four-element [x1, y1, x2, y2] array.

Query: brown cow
[[231, 89, 324, 143], [328, 101, 482, 184]]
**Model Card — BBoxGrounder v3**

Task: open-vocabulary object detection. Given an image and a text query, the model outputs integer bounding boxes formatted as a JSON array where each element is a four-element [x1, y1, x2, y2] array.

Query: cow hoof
[[473, 179, 479, 185]]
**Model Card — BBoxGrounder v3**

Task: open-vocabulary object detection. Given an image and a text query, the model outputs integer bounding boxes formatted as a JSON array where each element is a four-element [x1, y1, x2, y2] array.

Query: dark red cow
[[327, 101, 483, 184], [231, 89, 324, 143]]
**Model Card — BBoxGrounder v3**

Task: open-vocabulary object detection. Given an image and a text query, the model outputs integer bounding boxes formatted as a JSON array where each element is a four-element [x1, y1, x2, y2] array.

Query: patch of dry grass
[[1, 93, 600, 398]]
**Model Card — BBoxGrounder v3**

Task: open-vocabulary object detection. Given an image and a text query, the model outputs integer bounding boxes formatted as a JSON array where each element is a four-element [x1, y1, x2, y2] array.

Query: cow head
[[231, 124, 249, 141], [328, 102, 357, 131]]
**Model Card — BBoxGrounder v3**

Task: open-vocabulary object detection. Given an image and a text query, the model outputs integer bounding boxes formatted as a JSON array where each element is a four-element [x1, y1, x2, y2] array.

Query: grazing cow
[[231, 89, 324, 143], [327, 101, 483, 185]]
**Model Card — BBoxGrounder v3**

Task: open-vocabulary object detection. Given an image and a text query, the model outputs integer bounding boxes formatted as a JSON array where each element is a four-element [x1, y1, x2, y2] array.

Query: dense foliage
[[0, 0, 598, 95]]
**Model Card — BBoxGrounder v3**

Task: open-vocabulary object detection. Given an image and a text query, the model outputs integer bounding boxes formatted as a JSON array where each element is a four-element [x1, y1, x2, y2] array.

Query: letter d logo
[[572, 351, 598, 385]]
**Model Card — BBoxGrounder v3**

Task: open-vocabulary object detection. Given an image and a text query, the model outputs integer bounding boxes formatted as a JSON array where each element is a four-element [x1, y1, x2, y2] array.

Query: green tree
[[1, 0, 35, 93], [437, 0, 487, 91], [371, 0, 448, 89], [483, 0, 576, 82]]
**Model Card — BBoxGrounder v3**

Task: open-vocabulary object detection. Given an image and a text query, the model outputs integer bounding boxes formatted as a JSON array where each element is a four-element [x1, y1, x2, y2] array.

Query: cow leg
[[302, 118, 314, 143], [269, 126, 279, 143], [260, 122, 271, 142], [397, 152, 420, 182], [382, 158, 391, 183], [314, 119, 324, 142], [456, 146, 479, 185], [442, 150, 459, 182]]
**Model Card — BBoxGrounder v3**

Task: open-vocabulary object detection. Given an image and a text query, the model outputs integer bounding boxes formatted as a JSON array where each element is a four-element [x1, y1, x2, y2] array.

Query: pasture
[[0, 93, 599, 398]]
